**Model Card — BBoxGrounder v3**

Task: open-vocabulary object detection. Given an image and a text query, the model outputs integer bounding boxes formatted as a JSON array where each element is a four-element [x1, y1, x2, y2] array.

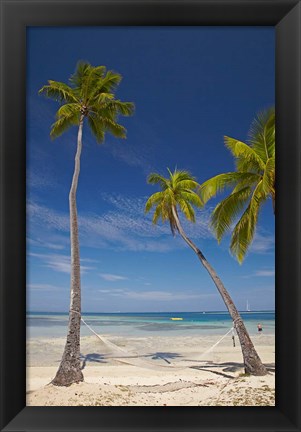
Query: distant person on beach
[[257, 323, 263, 332]]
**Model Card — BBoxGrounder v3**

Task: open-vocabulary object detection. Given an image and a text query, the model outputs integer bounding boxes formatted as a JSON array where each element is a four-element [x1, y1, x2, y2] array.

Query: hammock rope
[[75, 311, 236, 371]]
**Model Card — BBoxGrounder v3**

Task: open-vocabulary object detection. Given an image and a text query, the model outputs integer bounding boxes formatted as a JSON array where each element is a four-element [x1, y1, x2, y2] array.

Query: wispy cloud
[[27, 202, 70, 232], [101, 193, 213, 241], [27, 194, 214, 253], [27, 283, 62, 291], [27, 171, 58, 191], [242, 269, 275, 278], [123, 290, 205, 301], [28, 252, 96, 274], [97, 287, 214, 301], [99, 273, 128, 282], [250, 231, 274, 254], [103, 118, 161, 174], [107, 140, 154, 173], [254, 270, 275, 277], [27, 237, 66, 250], [98, 288, 124, 294]]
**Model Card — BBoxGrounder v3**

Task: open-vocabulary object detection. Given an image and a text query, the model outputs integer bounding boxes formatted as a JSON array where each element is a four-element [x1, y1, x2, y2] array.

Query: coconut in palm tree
[[145, 168, 267, 376], [39, 62, 134, 386], [198, 108, 275, 263]]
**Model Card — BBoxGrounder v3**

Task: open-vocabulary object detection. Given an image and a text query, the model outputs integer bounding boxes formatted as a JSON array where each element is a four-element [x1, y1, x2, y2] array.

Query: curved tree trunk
[[52, 116, 85, 386], [171, 206, 267, 376]]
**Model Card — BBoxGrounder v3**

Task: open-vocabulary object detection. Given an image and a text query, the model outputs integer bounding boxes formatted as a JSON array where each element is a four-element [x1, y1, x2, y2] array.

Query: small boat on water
[[170, 317, 183, 321]]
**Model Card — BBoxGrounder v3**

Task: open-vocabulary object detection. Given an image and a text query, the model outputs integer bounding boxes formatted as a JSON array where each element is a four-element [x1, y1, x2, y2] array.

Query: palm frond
[[147, 173, 169, 190], [86, 71, 122, 104], [248, 108, 275, 162], [152, 203, 163, 225], [230, 211, 254, 264], [55, 103, 81, 119], [39, 81, 78, 103], [96, 100, 135, 117], [230, 173, 262, 194], [92, 92, 115, 104], [211, 186, 252, 242], [87, 116, 105, 143], [198, 172, 258, 204], [177, 190, 203, 208], [50, 114, 79, 139], [224, 136, 265, 172], [69, 61, 91, 87], [69, 62, 106, 91], [178, 199, 196, 222], [145, 191, 165, 213], [83, 66, 110, 102], [95, 70, 122, 93], [97, 117, 127, 139], [111, 100, 135, 117], [175, 179, 199, 190], [172, 170, 196, 184], [262, 156, 275, 196], [230, 181, 266, 263]]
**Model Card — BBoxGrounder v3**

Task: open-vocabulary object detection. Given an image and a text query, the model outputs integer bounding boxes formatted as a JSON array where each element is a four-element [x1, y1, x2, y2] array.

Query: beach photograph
[[27, 27, 275, 406]]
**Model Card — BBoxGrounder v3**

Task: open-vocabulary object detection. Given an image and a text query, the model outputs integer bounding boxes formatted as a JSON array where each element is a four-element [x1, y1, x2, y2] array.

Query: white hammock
[[80, 316, 235, 371]]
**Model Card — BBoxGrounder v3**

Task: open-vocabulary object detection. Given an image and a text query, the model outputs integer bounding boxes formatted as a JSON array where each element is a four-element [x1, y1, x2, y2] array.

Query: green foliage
[[39, 60, 135, 141], [211, 186, 252, 243], [198, 108, 275, 263], [50, 103, 81, 139], [145, 168, 202, 236], [230, 181, 265, 262], [39, 80, 78, 103], [224, 137, 266, 173]]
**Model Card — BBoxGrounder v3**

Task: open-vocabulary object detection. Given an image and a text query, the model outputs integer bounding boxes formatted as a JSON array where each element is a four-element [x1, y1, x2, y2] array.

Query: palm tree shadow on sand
[[148, 352, 183, 364], [190, 361, 275, 378], [99, 351, 183, 364], [80, 353, 107, 370]]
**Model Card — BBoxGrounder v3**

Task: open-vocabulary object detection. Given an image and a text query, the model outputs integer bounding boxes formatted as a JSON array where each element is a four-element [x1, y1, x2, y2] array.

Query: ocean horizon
[[27, 310, 275, 339]]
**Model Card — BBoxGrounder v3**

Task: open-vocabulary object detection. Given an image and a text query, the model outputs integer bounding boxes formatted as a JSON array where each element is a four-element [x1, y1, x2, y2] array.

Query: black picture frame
[[0, 1, 300, 431]]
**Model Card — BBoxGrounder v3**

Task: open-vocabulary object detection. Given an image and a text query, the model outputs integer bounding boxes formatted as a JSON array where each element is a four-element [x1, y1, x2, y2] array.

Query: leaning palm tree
[[198, 108, 275, 263], [39, 62, 134, 386], [145, 168, 267, 375]]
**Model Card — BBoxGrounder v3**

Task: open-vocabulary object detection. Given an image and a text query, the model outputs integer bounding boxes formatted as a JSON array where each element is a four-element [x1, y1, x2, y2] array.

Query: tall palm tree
[[39, 62, 134, 386], [198, 108, 275, 263], [145, 168, 267, 375]]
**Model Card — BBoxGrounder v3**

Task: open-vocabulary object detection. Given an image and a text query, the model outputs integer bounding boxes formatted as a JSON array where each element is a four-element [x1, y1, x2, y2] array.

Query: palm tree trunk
[[52, 116, 85, 386], [171, 206, 267, 376]]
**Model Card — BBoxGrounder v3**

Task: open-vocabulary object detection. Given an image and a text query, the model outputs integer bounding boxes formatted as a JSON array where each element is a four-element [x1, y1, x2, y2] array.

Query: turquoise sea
[[27, 311, 275, 339]]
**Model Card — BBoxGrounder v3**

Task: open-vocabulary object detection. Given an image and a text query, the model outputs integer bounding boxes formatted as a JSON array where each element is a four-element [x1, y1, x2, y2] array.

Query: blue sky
[[27, 27, 275, 313]]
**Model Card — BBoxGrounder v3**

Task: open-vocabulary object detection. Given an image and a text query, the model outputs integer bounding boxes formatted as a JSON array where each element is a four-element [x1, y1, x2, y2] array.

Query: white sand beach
[[27, 333, 275, 406]]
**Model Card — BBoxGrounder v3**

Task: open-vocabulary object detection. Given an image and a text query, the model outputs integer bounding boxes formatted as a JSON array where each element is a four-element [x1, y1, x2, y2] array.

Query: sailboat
[[246, 300, 251, 312]]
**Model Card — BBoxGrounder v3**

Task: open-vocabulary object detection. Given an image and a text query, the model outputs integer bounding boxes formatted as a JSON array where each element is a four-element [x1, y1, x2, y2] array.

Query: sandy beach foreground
[[27, 333, 275, 406]]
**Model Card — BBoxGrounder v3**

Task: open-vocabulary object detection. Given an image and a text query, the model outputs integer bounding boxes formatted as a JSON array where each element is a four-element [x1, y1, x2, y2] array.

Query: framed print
[[0, 0, 300, 431]]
